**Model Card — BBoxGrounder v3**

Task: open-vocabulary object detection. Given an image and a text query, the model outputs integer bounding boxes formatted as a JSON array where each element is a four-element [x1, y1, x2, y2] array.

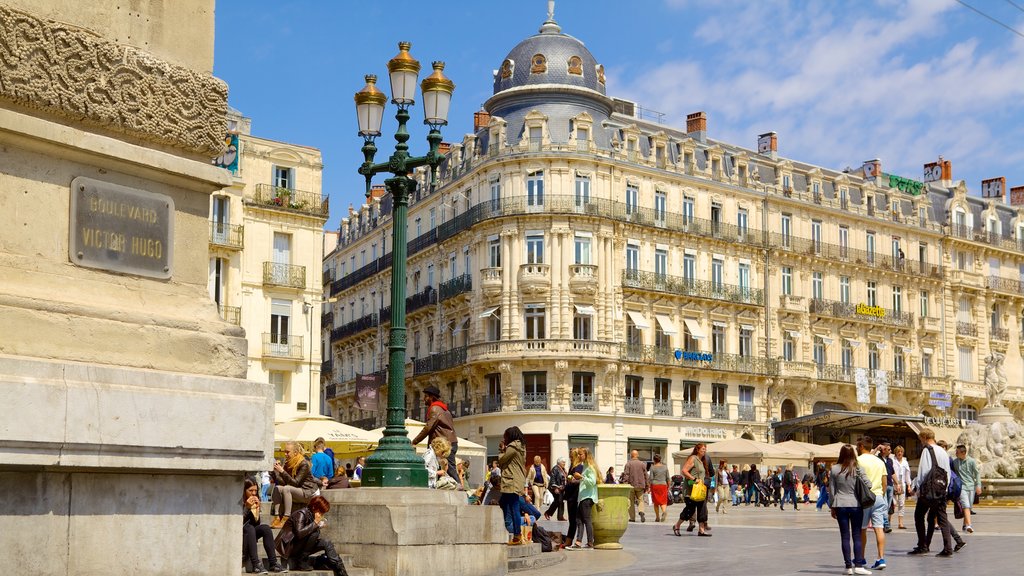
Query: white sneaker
[[853, 568, 872, 575], [965, 525, 974, 533], [843, 569, 854, 575]]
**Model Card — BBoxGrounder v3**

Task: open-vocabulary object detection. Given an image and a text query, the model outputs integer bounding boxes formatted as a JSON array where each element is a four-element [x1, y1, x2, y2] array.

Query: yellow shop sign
[[855, 304, 886, 318]]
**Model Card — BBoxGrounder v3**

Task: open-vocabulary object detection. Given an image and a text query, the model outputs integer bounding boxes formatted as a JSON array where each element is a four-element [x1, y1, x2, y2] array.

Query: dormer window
[[531, 54, 547, 74], [500, 59, 514, 79], [567, 56, 583, 76]]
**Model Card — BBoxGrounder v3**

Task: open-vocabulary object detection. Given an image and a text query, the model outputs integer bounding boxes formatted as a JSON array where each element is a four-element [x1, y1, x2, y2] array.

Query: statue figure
[[984, 352, 1007, 408], [547, 0, 555, 22]]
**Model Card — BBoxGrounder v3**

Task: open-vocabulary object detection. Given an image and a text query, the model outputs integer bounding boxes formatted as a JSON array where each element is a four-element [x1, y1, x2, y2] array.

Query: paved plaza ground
[[526, 502, 1024, 575]]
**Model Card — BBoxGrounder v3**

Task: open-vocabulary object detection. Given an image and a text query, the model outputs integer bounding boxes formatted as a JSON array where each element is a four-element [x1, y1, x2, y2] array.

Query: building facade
[[321, 13, 1024, 475], [210, 110, 328, 422]]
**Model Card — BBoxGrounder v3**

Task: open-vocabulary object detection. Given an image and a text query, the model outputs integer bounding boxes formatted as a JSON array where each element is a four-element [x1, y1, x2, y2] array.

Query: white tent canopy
[[274, 416, 378, 458], [673, 438, 810, 467]]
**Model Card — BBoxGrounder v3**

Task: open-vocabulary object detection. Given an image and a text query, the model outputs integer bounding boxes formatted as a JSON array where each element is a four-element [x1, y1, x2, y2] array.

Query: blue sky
[[214, 0, 1024, 231]]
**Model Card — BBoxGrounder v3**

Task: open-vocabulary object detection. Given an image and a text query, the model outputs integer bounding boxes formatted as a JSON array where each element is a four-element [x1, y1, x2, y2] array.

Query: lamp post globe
[[354, 42, 454, 488]]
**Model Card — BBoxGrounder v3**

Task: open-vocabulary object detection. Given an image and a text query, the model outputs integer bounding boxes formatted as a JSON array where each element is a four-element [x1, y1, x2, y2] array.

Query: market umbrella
[[368, 419, 487, 457], [273, 415, 378, 459], [776, 440, 824, 461], [812, 441, 849, 460], [673, 437, 810, 468]]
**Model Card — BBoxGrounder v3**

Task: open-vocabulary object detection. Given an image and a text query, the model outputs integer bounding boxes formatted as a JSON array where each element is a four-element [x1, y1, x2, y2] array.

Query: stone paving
[[525, 502, 1024, 575]]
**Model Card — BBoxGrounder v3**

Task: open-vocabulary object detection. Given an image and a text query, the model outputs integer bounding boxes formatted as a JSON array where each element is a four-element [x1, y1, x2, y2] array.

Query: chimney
[[438, 142, 452, 156], [861, 159, 881, 181], [473, 110, 491, 131], [1009, 185, 1024, 206], [941, 158, 952, 182], [924, 156, 953, 185], [757, 131, 777, 160], [369, 184, 386, 200], [686, 112, 707, 143], [981, 177, 1006, 200]]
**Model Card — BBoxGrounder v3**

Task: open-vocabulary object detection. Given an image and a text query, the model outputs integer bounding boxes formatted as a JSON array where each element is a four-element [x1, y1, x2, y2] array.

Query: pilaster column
[[501, 229, 515, 340]]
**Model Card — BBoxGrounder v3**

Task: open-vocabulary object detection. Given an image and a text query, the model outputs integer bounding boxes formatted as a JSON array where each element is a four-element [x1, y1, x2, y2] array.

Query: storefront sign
[[677, 351, 713, 362], [681, 427, 729, 439], [69, 177, 173, 279], [855, 303, 886, 318], [885, 173, 924, 196], [923, 416, 963, 428]]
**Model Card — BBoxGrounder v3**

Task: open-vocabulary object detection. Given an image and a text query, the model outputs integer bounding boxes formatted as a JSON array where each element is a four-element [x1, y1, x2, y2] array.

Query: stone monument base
[[979, 406, 1016, 425], [321, 488, 508, 576]]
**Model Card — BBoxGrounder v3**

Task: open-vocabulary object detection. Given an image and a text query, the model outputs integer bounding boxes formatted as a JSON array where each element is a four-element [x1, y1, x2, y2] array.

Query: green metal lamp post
[[354, 42, 455, 487]]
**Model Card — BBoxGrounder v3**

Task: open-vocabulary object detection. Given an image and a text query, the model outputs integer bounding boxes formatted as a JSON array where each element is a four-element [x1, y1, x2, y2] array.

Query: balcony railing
[[250, 184, 329, 218], [322, 311, 334, 330], [653, 398, 672, 416], [263, 262, 306, 289], [624, 397, 644, 414], [792, 361, 922, 389], [218, 305, 241, 325], [325, 382, 338, 400], [620, 344, 778, 376], [209, 222, 243, 249], [439, 273, 472, 301], [711, 403, 729, 420], [321, 359, 333, 376], [952, 225, 1024, 252], [406, 286, 438, 314], [808, 298, 913, 327], [957, 322, 978, 337], [323, 269, 334, 286], [521, 392, 549, 410], [481, 395, 502, 413], [623, 270, 763, 305], [262, 333, 303, 359], [676, 400, 698, 418], [991, 327, 1010, 341], [413, 346, 468, 375], [331, 313, 378, 342], [988, 276, 1024, 295], [738, 405, 756, 421], [770, 233, 942, 279], [571, 392, 597, 411]]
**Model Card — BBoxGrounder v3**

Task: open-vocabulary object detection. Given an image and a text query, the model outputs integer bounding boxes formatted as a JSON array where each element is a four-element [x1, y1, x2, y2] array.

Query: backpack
[[531, 524, 553, 552], [919, 446, 949, 503], [947, 463, 963, 502]]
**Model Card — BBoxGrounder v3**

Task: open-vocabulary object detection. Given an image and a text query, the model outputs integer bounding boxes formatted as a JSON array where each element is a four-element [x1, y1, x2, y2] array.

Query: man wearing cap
[[412, 385, 460, 486]]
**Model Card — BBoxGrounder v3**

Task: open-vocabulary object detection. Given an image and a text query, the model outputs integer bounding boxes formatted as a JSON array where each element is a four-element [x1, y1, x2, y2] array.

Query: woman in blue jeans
[[829, 445, 872, 575]]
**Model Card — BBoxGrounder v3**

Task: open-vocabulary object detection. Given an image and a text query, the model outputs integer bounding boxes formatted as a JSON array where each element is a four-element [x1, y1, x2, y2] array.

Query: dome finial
[[540, 0, 561, 34]]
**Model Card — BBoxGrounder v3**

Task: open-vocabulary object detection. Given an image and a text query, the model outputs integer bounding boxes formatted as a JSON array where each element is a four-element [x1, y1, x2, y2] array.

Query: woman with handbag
[[270, 442, 319, 528], [672, 443, 710, 537], [829, 444, 872, 575]]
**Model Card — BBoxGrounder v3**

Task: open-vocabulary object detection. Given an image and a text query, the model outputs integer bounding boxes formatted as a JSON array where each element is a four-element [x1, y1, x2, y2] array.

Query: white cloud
[[620, 0, 1024, 188]]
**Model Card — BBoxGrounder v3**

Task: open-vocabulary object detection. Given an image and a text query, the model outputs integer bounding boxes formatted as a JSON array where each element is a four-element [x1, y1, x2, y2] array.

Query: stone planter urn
[[593, 484, 632, 549]]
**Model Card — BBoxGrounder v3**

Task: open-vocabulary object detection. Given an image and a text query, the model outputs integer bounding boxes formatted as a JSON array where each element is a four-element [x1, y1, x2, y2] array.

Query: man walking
[[780, 465, 798, 510], [857, 436, 888, 571], [877, 443, 896, 533], [814, 462, 830, 510], [729, 464, 742, 506], [908, 428, 954, 557], [746, 464, 761, 506], [953, 445, 981, 533], [621, 450, 650, 522], [543, 457, 567, 521], [411, 385, 459, 484]]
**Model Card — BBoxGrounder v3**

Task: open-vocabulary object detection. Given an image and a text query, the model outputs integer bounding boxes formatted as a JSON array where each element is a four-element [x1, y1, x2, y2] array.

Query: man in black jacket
[[746, 465, 762, 506], [543, 457, 567, 521]]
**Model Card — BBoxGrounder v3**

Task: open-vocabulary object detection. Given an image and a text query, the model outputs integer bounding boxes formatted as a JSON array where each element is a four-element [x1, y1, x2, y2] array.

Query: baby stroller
[[753, 480, 773, 506], [670, 475, 686, 504]]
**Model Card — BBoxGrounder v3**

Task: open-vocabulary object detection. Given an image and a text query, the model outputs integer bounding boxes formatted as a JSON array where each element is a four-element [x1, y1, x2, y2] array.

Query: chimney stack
[[473, 110, 491, 131], [438, 142, 452, 156], [757, 131, 777, 160], [1009, 185, 1024, 206], [861, 159, 881, 181], [369, 184, 386, 200], [981, 177, 1006, 200], [686, 112, 707, 143], [923, 156, 953, 185]]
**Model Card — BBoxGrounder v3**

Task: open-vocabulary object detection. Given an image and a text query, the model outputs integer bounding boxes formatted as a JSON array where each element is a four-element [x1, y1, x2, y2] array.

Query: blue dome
[[492, 21, 606, 97]]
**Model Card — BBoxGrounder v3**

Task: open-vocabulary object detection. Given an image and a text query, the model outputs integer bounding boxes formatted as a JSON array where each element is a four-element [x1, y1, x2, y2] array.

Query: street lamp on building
[[353, 42, 455, 487]]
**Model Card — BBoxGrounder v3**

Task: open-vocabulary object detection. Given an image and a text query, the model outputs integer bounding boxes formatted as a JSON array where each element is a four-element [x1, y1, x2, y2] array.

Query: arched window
[[500, 59, 514, 79], [531, 54, 547, 74], [567, 56, 583, 75], [781, 399, 797, 420]]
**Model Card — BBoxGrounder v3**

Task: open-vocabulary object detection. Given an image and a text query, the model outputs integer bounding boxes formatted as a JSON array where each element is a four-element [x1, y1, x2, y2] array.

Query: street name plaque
[[69, 177, 174, 279]]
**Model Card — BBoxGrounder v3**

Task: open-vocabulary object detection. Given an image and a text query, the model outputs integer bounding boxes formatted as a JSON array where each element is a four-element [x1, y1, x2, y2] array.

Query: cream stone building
[[322, 12, 1024, 476], [209, 109, 328, 422]]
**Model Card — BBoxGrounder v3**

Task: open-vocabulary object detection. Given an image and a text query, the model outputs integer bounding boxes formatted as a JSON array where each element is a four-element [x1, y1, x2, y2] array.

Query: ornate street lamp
[[354, 42, 454, 487]]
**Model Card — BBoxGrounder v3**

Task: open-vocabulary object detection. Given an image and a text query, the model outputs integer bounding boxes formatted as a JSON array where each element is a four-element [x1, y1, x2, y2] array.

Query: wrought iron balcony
[[450, 399, 474, 418], [439, 273, 472, 301], [323, 269, 333, 286], [681, 401, 701, 418], [413, 346, 467, 375], [324, 382, 337, 399], [620, 344, 778, 376], [711, 403, 729, 420], [957, 322, 978, 337], [653, 399, 672, 416], [808, 298, 913, 328], [218, 305, 240, 325], [209, 222, 243, 249], [250, 183, 329, 218], [991, 327, 1010, 341], [571, 393, 597, 411], [481, 395, 503, 413], [406, 286, 438, 314], [322, 311, 334, 329], [624, 397, 644, 415], [770, 233, 942, 279], [988, 276, 1024, 296], [738, 405, 756, 421], [263, 262, 306, 289], [331, 313, 378, 342], [622, 270, 763, 305], [262, 333, 303, 359], [951, 225, 1024, 252], [321, 359, 333, 376], [521, 392, 549, 410]]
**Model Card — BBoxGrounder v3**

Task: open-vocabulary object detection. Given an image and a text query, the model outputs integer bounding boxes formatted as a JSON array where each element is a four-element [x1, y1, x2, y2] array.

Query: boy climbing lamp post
[[353, 42, 454, 487]]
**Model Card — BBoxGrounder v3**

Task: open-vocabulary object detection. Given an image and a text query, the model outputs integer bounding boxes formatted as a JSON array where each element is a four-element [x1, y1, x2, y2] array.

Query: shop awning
[[452, 318, 470, 334], [821, 337, 834, 346], [922, 347, 934, 354], [682, 317, 706, 339], [574, 304, 597, 316], [655, 314, 678, 335], [478, 306, 499, 318], [741, 324, 755, 332], [788, 330, 802, 339], [627, 310, 650, 329], [845, 338, 862, 348]]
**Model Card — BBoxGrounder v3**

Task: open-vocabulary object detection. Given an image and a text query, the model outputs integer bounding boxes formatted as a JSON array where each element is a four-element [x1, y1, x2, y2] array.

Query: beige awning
[[574, 304, 597, 316], [682, 317, 707, 339], [655, 314, 678, 335], [922, 347, 934, 354], [740, 324, 755, 331], [626, 310, 650, 330], [478, 306, 499, 318], [845, 338, 862, 348], [788, 330, 802, 339]]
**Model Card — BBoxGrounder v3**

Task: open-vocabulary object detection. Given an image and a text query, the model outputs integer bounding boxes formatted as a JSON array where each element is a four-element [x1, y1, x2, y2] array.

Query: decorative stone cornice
[[0, 4, 228, 157]]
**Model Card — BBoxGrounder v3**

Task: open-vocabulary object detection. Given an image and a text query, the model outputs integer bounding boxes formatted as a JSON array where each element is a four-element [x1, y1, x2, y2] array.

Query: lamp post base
[[360, 436, 428, 488]]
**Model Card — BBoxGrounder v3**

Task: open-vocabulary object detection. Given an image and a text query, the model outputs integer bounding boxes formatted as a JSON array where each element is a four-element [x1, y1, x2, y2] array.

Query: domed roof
[[492, 13, 606, 97]]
